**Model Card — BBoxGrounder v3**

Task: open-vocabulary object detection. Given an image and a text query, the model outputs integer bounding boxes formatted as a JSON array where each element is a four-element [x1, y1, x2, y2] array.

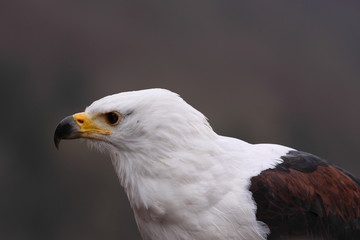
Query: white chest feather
[[109, 136, 291, 240]]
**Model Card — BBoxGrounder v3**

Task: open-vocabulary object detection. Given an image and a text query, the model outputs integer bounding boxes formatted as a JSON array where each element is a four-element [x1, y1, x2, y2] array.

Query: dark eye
[[105, 112, 121, 125]]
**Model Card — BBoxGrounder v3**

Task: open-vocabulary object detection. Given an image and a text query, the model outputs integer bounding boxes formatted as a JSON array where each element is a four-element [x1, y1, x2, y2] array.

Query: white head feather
[[86, 88, 216, 152]]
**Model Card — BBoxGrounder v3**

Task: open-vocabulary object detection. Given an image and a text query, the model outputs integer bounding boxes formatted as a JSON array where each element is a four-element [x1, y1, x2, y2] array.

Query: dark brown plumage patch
[[250, 151, 360, 239]]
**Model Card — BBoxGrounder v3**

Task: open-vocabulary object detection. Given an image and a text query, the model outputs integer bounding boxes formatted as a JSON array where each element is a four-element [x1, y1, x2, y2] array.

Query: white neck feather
[[109, 125, 221, 209]]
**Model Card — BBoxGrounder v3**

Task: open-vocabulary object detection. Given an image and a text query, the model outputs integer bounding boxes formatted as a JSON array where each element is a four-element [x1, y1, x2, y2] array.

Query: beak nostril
[[73, 113, 88, 126]]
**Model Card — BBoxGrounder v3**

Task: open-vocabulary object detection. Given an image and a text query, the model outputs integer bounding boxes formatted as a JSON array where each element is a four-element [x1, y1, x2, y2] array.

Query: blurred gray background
[[1, 1, 360, 239]]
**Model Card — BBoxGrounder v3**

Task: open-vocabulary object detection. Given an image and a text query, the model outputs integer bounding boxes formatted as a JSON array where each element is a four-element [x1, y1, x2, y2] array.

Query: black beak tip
[[54, 134, 61, 150], [54, 115, 78, 150], [54, 122, 64, 150]]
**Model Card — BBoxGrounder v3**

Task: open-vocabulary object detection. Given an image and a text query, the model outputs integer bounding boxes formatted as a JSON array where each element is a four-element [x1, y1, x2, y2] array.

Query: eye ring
[[105, 112, 121, 125]]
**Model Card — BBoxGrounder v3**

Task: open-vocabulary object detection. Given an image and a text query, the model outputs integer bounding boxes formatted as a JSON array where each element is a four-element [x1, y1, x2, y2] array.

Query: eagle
[[54, 88, 360, 239]]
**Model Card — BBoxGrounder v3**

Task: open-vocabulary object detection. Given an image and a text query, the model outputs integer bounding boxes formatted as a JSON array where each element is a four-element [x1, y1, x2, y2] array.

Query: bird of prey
[[54, 88, 360, 240]]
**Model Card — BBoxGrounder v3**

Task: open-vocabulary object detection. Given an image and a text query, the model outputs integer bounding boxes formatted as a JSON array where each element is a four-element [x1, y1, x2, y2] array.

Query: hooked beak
[[54, 112, 111, 149]]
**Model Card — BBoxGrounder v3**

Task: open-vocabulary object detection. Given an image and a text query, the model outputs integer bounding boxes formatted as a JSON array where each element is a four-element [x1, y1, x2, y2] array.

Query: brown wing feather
[[250, 151, 360, 239]]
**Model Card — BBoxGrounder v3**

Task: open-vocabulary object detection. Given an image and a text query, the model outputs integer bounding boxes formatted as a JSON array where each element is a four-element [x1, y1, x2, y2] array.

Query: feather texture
[[58, 89, 360, 239]]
